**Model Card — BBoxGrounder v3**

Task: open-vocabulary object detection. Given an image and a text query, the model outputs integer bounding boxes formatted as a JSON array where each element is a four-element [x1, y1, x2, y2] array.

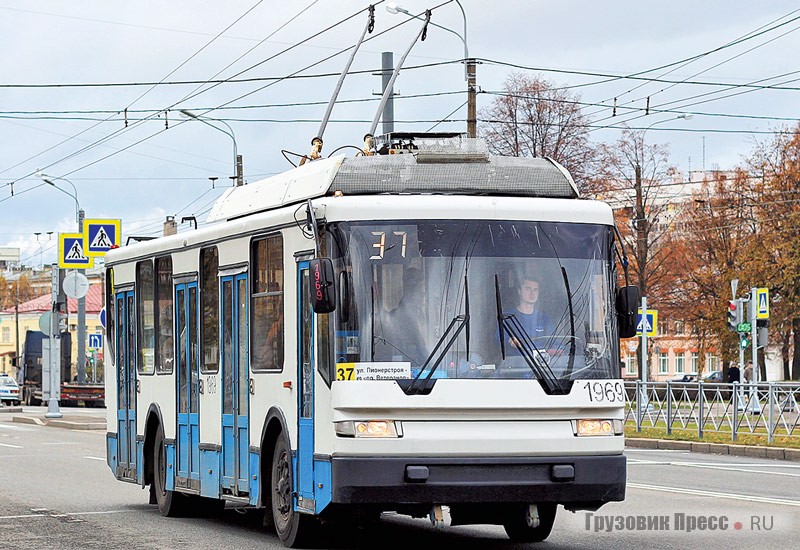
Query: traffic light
[[727, 300, 741, 331]]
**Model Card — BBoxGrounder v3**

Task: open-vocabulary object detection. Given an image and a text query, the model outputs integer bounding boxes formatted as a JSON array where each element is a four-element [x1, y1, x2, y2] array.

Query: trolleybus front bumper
[[330, 454, 625, 509]]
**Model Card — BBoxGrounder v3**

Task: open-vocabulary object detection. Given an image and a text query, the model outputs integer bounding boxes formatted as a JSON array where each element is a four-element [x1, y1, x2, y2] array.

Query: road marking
[[83, 456, 105, 461], [0, 510, 128, 521], [629, 458, 800, 477], [628, 482, 800, 507], [42, 442, 80, 445], [0, 442, 22, 448], [0, 423, 34, 431]]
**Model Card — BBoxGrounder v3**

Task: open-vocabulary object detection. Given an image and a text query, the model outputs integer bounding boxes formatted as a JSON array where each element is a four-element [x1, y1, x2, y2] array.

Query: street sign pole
[[45, 266, 63, 419], [748, 287, 760, 413], [640, 296, 649, 414]]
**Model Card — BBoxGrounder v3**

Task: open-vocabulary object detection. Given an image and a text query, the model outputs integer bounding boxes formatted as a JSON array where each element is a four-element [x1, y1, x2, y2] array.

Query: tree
[[670, 170, 756, 374], [591, 128, 676, 378], [592, 129, 676, 299], [479, 73, 595, 189], [746, 124, 800, 380]]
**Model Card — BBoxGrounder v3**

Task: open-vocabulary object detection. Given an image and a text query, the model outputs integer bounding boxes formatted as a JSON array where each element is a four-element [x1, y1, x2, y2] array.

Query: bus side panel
[[137, 438, 145, 484], [165, 441, 176, 491], [200, 448, 221, 498], [106, 433, 118, 474], [248, 449, 260, 506], [313, 458, 332, 514]]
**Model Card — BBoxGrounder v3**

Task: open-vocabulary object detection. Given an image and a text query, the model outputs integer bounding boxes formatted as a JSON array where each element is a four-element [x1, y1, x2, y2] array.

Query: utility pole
[[380, 52, 395, 134], [467, 58, 477, 138]]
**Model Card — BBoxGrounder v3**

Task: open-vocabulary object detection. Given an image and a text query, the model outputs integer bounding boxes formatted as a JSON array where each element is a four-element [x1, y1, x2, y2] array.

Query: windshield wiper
[[405, 275, 470, 395], [560, 266, 577, 378], [495, 274, 568, 395]]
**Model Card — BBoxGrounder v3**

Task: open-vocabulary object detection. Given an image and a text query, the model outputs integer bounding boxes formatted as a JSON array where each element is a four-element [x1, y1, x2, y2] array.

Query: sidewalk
[[0, 406, 105, 430], [626, 437, 800, 462]]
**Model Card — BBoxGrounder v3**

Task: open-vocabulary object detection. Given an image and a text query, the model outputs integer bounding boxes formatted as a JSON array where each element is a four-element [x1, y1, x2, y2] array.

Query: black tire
[[503, 503, 557, 543], [152, 425, 187, 517], [271, 436, 320, 547]]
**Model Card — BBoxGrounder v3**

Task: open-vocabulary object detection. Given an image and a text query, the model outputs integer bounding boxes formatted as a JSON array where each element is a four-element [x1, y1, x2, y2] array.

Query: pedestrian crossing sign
[[58, 232, 94, 269], [756, 287, 769, 319], [84, 219, 121, 257], [636, 308, 658, 337]]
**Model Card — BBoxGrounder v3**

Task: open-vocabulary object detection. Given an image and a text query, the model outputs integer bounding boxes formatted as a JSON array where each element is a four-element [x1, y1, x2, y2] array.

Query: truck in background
[[19, 329, 105, 407]]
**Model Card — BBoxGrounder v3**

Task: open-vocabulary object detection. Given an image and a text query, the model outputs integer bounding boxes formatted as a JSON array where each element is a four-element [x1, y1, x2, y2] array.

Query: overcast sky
[[2, 1, 799, 267]]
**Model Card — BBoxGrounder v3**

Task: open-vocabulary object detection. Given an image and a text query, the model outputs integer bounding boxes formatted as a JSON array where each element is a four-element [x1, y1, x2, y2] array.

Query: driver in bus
[[504, 275, 555, 365]]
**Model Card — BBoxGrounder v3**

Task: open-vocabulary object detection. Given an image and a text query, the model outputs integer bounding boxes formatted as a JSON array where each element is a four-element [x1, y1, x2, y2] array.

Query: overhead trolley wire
[[0, 0, 268, 186], [0, 1, 347, 196]]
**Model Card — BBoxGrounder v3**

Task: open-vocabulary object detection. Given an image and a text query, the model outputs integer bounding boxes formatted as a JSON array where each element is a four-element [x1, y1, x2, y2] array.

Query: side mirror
[[616, 285, 640, 339], [309, 258, 336, 313]]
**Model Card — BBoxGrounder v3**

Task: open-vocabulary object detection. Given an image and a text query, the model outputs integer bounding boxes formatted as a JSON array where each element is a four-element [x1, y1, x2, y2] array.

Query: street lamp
[[179, 109, 242, 186], [386, 2, 478, 137], [630, 113, 693, 388], [642, 113, 693, 136], [36, 171, 88, 418], [386, 2, 468, 77], [36, 171, 82, 224]]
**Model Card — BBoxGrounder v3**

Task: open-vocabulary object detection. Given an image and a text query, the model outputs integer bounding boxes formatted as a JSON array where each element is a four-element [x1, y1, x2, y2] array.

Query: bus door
[[175, 282, 200, 486], [296, 262, 315, 509], [221, 274, 250, 494], [115, 290, 137, 480]]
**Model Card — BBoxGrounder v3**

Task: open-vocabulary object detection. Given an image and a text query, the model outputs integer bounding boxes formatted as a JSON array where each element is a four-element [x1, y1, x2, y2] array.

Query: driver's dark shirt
[[504, 308, 553, 354]]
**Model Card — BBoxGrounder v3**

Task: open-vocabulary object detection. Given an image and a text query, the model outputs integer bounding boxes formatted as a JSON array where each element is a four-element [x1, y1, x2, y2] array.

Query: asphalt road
[[0, 406, 798, 549]]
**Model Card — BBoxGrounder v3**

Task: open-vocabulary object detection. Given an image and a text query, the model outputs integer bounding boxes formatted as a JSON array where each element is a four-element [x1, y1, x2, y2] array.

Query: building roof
[[2, 284, 103, 315]]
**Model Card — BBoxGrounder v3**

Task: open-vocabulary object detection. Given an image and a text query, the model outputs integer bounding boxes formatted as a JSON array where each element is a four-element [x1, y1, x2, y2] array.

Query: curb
[[626, 437, 800, 462], [11, 415, 105, 431], [0, 407, 23, 414]]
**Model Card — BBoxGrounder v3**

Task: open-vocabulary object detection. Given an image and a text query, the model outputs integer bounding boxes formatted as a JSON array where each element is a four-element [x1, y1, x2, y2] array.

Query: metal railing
[[624, 381, 800, 444]]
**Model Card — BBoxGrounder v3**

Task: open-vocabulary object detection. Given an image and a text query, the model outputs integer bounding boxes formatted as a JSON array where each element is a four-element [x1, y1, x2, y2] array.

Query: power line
[[477, 58, 800, 93], [4, 2, 388, 191], [585, 9, 800, 118], [0, 89, 465, 116]]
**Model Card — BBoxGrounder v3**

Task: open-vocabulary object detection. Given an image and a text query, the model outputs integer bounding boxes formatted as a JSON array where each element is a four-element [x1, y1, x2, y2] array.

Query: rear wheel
[[271, 436, 320, 547], [152, 425, 187, 517], [503, 503, 557, 543]]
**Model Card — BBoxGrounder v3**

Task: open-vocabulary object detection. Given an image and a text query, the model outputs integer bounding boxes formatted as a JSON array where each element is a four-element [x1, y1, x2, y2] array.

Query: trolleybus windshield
[[327, 220, 619, 383]]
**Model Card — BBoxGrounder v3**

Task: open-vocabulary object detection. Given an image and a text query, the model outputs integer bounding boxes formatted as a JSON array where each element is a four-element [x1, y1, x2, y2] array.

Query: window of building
[[1, 327, 9, 343], [626, 354, 637, 376], [136, 260, 155, 374], [155, 256, 174, 374], [251, 235, 283, 371], [675, 353, 685, 373], [691, 352, 699, 372], [659, 352, 669, 374], [674, 320, 685, 335], [706, 354, 719, 371], [200, 247, 219, 374]]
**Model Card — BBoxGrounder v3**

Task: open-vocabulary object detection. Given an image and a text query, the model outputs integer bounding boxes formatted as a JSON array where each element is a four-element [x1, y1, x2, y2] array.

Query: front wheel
[[271, 436, 320, 547], [503, 503, 557, 543]]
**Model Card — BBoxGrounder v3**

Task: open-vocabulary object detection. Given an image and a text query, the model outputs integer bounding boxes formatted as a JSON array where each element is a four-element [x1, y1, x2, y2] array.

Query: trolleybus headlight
[[574, 419, 623, 436], [334, 420, 403, 438]]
